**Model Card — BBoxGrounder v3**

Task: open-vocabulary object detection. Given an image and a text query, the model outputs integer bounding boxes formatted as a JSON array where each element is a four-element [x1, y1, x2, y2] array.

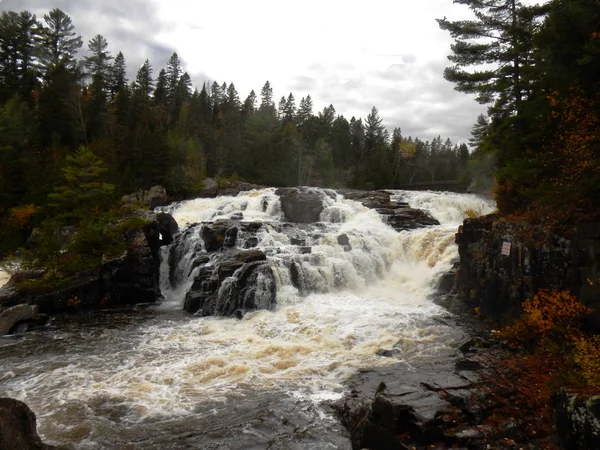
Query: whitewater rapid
[[0, 189, 495, 449]]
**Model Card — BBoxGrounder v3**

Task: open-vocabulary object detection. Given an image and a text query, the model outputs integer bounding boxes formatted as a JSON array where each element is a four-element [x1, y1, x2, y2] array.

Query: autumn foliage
[[496, 289, 592, 349], [473, 289, 598, 447], [5, 204, 38, 230]]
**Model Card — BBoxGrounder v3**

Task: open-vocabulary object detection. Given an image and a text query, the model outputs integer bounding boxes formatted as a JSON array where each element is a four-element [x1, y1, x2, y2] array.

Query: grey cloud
[[1, 0, 179, 82], [289, 76, 316, 91], [287, 57, 485, 144]]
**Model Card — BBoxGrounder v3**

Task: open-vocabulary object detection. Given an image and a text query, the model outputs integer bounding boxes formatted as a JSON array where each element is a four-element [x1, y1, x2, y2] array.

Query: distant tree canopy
[[0, 6, 473, 237], [440, 0, 600, 220]]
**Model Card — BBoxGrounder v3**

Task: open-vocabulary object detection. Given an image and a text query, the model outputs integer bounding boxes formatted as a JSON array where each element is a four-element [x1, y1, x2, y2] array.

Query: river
[[0, 189, 494, 449]]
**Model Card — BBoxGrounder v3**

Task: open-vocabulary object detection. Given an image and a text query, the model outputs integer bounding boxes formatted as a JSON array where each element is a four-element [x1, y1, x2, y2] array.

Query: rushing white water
[[0, 189, 495, 449], [0, 269, 9, 289]]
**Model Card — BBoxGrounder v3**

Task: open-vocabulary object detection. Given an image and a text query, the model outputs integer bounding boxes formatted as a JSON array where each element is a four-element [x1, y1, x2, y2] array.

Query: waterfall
[[0, 189, 496, 449]]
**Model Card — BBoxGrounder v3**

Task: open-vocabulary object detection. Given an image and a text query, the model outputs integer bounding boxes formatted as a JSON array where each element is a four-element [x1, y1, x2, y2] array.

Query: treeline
[[0, 8, 471, 218], [440, 0, 600, 221]]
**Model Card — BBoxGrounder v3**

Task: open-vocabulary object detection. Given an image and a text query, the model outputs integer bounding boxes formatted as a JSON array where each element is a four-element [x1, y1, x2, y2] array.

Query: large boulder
[[200, 220, 235, 252], [275, 188, 324, 223], [0, 398, 62, 449], [0, 304, 48, 336]]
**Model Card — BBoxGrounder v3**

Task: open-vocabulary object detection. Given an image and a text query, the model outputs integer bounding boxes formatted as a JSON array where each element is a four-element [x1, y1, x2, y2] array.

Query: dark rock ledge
[[0, 397, 65, 449], [337, 189, 440, 231]]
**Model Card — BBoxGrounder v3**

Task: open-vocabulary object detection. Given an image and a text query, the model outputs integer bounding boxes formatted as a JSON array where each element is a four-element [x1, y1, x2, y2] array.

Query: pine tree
[[48, 146, 115, 222], [364, 106, 384, 150], [259, 81, 274, 112], [437, 1, 545, 116], [297, 95, 313, 127], [0, 11, 40, 99], [133, 60, 153, 98], [469, 114, 489, 152], [83, 34, 112, 87], [110, 51, 127, 97], [226, 83, 241, 112], [242, 90, 257, 115], [36, 8, 82, 74], [166, 52, 182, 107], [277, 95, 287, 119], [153, 68, 167, 106], [283, 92, 296, 124]]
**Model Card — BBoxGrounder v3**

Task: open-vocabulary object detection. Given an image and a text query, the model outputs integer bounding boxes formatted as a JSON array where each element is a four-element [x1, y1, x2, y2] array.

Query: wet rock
[[223, 226, 238, 248], [200, 220, 233, 253], [337, 234, 350, 246], [299, 247, 312, 255], [337, 189, 440, 232], [156, 212, 179, 245], [435, 263, 458, 295], [385, 208, 440, 231], [241, 221, 263, 233], [0, 397, 62, 449], [290, 237, 306, 246], [552, 388, 600, 450], [244, 236, 259, 249], [275, 187, 324, 223], [376, 348, 402, 358], [458, 339, 476, 354], [183, 249, 275, 317], [0, 304, 48, 336]]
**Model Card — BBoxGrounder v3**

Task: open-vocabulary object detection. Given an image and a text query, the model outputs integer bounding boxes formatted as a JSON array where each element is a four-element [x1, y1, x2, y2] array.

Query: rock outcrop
[[333, 344, 495, 450], [0, 398, 63, 449], [337, 189, 440, 231], [454, 216, 600, 325], [0, 211, 179, 315], [552, 388, 600, 450], [275, 187, 325, 223]]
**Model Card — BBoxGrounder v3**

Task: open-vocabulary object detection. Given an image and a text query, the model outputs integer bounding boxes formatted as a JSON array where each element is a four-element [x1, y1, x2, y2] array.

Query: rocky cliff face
[[0, 211, 178, 325], [454, 215, 600, 326]]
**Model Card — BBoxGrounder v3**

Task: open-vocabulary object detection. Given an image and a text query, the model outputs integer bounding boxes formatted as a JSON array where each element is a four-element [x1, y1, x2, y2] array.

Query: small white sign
[[501, 242, 512, 256]]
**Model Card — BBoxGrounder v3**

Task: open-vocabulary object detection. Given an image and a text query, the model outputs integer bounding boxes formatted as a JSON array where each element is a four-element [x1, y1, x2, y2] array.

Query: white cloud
[[2, 0, 491, 143]]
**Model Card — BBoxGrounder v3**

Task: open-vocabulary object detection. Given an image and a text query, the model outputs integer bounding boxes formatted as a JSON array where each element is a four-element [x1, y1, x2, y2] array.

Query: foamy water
[[0, 189, 495, 448], [0, 269, 9, 289]]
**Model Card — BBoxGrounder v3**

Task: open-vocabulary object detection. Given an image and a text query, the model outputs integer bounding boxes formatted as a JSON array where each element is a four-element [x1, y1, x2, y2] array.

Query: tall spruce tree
[[36, 8, 82, 75]]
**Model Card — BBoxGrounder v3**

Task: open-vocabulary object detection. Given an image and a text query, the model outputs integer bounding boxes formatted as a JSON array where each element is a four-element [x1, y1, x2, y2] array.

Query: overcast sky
[[2, 0, 492, 144]]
